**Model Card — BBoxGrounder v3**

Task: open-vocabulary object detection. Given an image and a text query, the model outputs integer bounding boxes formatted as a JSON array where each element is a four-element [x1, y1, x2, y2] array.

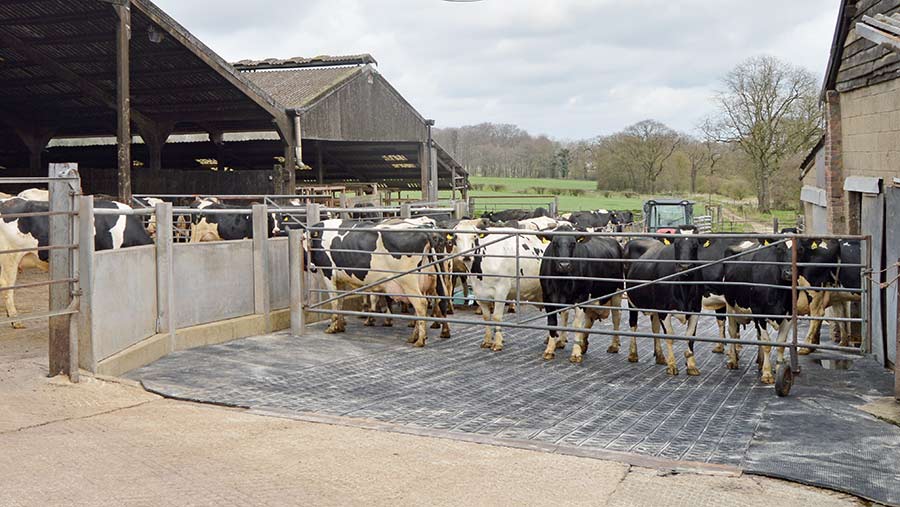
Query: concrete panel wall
[[841, 79, 900, 181], [92, 246, 158, 361], [173, 241, 255, 329], [268, 237, 290, 309]]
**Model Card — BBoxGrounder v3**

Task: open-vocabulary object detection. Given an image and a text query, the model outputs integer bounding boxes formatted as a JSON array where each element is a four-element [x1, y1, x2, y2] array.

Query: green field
[[462, 176, 646, 212]]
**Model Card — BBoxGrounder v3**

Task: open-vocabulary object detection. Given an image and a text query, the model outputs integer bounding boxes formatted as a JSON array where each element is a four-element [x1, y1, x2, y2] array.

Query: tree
[[617, 120, 681, 193], [553, 148, 570, 179], [706, 56, 823, 212], [683, 136, 722, 194]]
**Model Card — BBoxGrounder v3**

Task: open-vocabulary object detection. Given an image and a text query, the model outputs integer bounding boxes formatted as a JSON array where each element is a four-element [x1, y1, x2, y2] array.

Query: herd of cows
[[0, 193, 860, 387]]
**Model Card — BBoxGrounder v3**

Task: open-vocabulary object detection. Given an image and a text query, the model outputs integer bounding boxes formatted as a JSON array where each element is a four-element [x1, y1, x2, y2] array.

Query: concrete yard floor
[[0, 360, 864, 507], [0, 273, 865, 506]]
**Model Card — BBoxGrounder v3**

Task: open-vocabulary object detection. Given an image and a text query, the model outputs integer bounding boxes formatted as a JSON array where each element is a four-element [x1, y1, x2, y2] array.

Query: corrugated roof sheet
[[242, 66, 364, 109], [233, 54, 377, 70]]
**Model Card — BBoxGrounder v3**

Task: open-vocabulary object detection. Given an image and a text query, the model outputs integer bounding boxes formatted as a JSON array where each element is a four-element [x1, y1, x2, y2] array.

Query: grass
[[466, 176, 644, 212]]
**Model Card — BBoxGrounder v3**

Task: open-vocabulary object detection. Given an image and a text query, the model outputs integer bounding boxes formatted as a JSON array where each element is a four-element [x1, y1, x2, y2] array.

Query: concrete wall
[[841, 79, 900, 181], [92, 246, 158, 361], [268, 237, 290, 310], [173, 241, 255, 329]]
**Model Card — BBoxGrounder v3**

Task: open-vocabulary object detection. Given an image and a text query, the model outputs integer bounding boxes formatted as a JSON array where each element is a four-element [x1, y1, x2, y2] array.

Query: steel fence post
[[401, 203, 411, 219], [48, 163, 74, 378], [155, 202, 175, 352], [77, 195, 95, 373], [306, 202, 321, 226], [515, 232, 521, 323], [790, 237, 800, 374], [252, 204, 271, 332], [289, 228, 306, 336]]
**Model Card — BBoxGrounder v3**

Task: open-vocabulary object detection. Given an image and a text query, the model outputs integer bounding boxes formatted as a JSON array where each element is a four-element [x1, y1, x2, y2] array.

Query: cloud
[[154, 0, 840, 139]]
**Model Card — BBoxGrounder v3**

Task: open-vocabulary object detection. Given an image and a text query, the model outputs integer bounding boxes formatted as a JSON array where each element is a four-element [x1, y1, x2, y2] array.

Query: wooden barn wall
[[300, 73, 427, 143], [83, 167, 275, 197], [835, 0, 900, 93]]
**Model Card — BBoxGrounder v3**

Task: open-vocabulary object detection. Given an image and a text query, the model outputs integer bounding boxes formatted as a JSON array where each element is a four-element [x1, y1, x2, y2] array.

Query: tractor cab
[[643, 199, 695, 233]]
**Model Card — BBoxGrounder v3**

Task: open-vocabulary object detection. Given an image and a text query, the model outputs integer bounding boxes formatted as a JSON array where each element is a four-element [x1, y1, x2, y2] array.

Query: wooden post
[[252, 205, 271, 332], [273, 164, 284, 196], [289, 228, 306, 337], [77, 195, 95, 373], [419, 142, 429, 202], [114, 2, 132, 203], [48, 164, 75, 377], [429, 141, 439, 203], [306, 202, 321, 226], [400, 203, 411, 219], [155, 202, 175, 351], [140, 123, 172, 174]]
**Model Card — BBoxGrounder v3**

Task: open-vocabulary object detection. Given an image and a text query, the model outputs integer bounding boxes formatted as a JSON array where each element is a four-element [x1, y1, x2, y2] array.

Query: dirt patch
[[0, 269, 49, 363]]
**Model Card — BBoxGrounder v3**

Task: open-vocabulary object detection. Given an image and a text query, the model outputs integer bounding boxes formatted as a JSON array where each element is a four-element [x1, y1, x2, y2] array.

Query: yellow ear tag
[[478, 233, 486, 239], [663, 238, 671, 245], [811, 242, 818, 250], [446, 234, 453, 241], [541, 238, 550, 244], [703, 240, 711, 248], [764, 240, 770, 246]]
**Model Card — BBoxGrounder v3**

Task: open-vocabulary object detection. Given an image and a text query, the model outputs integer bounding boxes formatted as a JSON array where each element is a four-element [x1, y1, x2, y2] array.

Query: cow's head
[[798, 238, 839, 286], [671, 226, 700, 273], [546, 225, 587, 274], [756, 237, 798, 282]]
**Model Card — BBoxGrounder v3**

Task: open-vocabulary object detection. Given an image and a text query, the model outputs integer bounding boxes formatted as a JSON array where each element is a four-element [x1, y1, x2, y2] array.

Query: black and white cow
[[540, 225, 624, 363], [0, 198, 152, 328], [565, 210, 612, 230], [188, 199, 280, 242], [799, 238, 857, 352], [627, 228, 704, 375], [481, 209, 533, 223], [308, 218, 449, 347]]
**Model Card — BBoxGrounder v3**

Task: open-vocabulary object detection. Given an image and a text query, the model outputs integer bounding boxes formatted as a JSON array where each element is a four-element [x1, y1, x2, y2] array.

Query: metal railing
[[287, 222, 872, 397]]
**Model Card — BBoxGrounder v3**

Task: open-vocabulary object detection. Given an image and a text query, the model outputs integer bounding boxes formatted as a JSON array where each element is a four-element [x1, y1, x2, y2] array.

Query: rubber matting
[[129, 309, 900, 504]]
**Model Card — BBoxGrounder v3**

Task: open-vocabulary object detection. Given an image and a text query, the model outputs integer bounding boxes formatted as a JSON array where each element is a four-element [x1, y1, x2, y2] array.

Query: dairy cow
[[308, 219, 449, 347], [0, 198, 152, 328], [540, 225, 624, 363]]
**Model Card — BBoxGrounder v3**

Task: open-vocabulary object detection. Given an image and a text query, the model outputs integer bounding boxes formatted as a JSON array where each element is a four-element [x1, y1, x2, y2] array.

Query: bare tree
[[617, 120, 681, 193], [706, 56, 822, 212], [683, 136, 722, 194]]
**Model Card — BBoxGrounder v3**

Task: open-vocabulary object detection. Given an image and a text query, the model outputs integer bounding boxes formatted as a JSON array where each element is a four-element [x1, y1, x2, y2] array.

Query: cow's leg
[[684, 314, 700, 376], [726, 312, 741, 370], [570, 307, 594, 364], [628, 304, 639, 363], [607, 295, 622, 354], [557, 309, 569, 349], [364, 295, 377, 326], [758, 324, 775, 384], [775, 317, 792, 365], [1, 252, 26, 328], [651, 313, 666, 365], [836, 301, 852, 347], [712, 306, 726, 353], [543, 300, 560, 360], [382, 298, 394, 327], [490, 300, 506, 352], [800, 291, 827, 354], [430, 293, 442, 329], [409, 295, 430, 348], [661, 315, 678, 375], [479, 301, 494, 349], [324, 282, 346, 334]]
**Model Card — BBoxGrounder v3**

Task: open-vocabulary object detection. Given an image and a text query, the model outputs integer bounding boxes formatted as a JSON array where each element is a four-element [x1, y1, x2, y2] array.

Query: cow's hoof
[[325, 325, 342, 334], [628, 353, 639, 363], [726, 359, 739, 370], [480, 341, 492, 349], [687, 367, 701, 376], [491, 343, 503, 352], [413, 340, 426, 348], [10, 321, 25, 330], [607, 344, 619, 354], [569, 354, 583, 364], [440, 330, 451, 339], [798, 347, 813, 355], [760, 373, 775, 385], [407, 334, 418, 344], [542, 351, 555, 361], [556, 339, 567, 350], [430, 322, 441, 329], [363, 319, 374, 327], [711, 343, 724, 354], [666, 364, 679, 376], [655, 355, 667, 366]]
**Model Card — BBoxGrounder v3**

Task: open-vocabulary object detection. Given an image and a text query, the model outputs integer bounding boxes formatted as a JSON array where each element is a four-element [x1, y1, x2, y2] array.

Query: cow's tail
[[427, 242, 449, 318]]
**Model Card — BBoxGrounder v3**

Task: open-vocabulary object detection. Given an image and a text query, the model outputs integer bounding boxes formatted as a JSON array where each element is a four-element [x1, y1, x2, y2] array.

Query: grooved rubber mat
[[129, 310, 899, 504]]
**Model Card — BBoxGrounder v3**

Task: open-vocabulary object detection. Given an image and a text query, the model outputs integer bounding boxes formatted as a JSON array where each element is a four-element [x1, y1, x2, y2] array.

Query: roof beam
[[131, 0, 288, 124], [0, 9, 111, 27], [0, 27, 156, 133]]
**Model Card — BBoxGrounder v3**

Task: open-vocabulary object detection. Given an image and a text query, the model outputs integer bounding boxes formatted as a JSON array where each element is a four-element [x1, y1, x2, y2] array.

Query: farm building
[[800, 0, 900, 366], [0, 1, 466, 200]]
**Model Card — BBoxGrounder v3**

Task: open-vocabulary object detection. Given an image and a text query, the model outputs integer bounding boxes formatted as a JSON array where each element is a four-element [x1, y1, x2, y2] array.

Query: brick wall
[[825, 90, 846, 234]]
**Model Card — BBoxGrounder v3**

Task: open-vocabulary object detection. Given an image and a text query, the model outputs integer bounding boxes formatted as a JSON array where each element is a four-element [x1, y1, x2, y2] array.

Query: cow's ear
[[703, 239, 711, 248], [445, 233, 455, 242], [662, 238, 671, 246]]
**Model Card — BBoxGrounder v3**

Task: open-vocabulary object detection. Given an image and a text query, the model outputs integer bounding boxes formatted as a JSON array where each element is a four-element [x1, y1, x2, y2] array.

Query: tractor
[[642, 199, 695, 233]]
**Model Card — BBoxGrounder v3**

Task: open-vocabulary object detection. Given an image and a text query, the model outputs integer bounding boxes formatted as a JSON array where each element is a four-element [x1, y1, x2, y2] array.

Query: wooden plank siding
[[835, 0, 900, 93], [300, 70, 428, 143]]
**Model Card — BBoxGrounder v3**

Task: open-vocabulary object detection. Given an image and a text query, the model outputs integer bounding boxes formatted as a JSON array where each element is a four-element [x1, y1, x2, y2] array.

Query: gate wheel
[[775, 364, 793, 397]]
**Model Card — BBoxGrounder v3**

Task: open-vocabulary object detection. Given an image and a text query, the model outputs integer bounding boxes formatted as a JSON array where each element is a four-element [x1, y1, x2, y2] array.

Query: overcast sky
[[156, 0, 840, 140]]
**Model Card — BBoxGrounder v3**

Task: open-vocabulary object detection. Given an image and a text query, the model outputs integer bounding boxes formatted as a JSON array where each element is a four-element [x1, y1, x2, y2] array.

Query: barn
[[0, 1, 467, 201], [800, 0, 900, 366]]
